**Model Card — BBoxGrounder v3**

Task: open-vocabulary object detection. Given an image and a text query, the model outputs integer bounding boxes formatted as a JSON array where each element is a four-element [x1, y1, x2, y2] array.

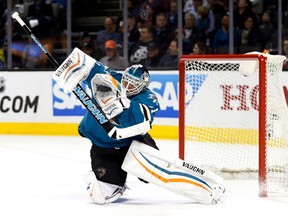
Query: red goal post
[[179, 53, 288, 197]]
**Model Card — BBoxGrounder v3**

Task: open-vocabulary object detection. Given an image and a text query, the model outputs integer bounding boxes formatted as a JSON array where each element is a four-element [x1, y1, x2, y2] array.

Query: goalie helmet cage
[[179, 53, 288, 197]]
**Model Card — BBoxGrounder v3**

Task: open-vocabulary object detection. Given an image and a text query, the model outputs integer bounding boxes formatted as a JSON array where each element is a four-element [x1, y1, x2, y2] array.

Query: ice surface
[[0, 135, 287, 216]]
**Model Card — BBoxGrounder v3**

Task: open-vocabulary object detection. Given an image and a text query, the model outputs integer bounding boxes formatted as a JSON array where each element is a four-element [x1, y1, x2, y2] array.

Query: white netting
[[181, 54, 288, 194]]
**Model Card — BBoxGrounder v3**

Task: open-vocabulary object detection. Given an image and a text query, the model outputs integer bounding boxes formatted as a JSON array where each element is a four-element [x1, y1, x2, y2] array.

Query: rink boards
[[1, 70, 288, 139], [0, 71, 179, 139]]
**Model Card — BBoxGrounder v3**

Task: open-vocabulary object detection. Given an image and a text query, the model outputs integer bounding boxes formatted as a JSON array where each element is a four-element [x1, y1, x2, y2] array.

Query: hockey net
[[179, 53, 288, 196]]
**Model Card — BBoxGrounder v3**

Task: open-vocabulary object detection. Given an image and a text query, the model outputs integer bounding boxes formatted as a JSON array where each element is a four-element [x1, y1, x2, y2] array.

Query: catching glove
[[91, 74, 130, 119]]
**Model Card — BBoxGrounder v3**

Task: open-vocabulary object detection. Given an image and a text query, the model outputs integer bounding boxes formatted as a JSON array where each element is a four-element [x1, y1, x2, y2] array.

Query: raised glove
[[91, 74, 130, 119], [52, 47, 96, 93]]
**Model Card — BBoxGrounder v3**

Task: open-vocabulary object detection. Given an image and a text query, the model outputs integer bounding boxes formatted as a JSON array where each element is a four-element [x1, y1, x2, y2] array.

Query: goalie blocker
[[122, 141, 225, 205]]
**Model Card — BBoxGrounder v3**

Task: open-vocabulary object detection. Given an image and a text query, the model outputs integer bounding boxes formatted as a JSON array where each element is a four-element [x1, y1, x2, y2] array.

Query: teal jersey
[[78, 61, 160, 148]]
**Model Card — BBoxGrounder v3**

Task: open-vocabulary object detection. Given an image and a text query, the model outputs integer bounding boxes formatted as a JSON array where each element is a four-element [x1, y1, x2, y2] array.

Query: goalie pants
[[90, 133, 158, 186]]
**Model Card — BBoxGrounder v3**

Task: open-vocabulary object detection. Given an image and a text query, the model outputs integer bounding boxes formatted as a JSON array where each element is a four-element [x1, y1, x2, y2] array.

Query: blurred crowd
[[1, 0, 288, 70]]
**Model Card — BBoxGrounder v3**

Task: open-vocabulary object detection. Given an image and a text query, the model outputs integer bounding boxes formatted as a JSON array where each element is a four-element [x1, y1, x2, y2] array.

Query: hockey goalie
[[52, 47, 225, 205]]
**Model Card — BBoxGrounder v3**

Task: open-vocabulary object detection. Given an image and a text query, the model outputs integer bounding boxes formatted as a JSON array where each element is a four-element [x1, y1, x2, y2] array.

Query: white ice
[[0, 135, 287, 216]]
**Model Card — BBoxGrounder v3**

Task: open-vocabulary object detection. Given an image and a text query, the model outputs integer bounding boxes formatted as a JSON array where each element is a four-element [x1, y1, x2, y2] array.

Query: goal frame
[[179, 54, 268, 197]]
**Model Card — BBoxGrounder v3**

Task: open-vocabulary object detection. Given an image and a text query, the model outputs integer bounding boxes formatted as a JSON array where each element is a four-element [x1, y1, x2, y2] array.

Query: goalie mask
[[121, 64, 150, 96]]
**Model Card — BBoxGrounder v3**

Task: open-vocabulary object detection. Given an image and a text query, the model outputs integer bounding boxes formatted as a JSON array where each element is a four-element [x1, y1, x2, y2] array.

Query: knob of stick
[[12, 12, 19, 19], [11, 11, 25, 26]]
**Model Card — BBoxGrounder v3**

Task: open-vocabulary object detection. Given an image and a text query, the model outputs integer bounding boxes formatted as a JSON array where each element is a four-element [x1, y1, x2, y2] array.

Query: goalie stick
[[12, 12, 150, 139]]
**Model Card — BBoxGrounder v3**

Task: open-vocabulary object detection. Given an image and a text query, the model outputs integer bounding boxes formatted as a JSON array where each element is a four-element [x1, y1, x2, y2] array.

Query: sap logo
[[150, 81, 178, 111], [52, 81, 87, 116], [149, 74, 179, 118], [149, 73, 208, 118]]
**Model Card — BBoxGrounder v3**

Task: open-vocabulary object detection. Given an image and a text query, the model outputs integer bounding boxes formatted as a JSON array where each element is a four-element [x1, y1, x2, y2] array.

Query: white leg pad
[[83, 171, 125, 204], [122, 141, 225, 205]]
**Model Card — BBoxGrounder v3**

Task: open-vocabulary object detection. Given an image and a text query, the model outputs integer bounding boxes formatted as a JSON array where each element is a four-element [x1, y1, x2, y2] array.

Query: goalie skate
[[83, 171, 126, 204], [210, 184, 225, 204]]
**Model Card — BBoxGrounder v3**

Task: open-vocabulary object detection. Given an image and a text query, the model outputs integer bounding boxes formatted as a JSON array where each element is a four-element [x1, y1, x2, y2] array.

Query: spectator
[[233, 0, 257, 30], [190, 42, 207, 55], [212, 14, 240, 54], [78, 32, 104, 60], [183, 0, 210, 14], [95, 16, 122, 54], [183, 0, 215, 36], [118, 15, 140, 49], [139, 0, 165, 16], [158, 39, 179, 69], [1, 0, 24, 36], [166, 0, 178, 31], [139, 2, 156, 27], [140, 41, 162, 68], [182, 13, 206, 54], [26, 0, 55, 39], [51, 0, 67, 32], [147, 0, 165, 12], [2, 20, 26, 69], [195, 5, 210, 35], [136, 19, 145, 31], [129, 26, 154, 64], [127, 0, 140, 18], [137, 0, 167, 28], [99, 40, 128, 70], [210, 0, 229, 28], [0, 48, 5, 69], [21, 37, 47, 68], [154, 12, 174, 56], [26, 0, 56, 65], [258, 10, 275, 50], [282, 37, 288, 70], [238, 15, 262, 53], [127, 16, 141, 48]]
